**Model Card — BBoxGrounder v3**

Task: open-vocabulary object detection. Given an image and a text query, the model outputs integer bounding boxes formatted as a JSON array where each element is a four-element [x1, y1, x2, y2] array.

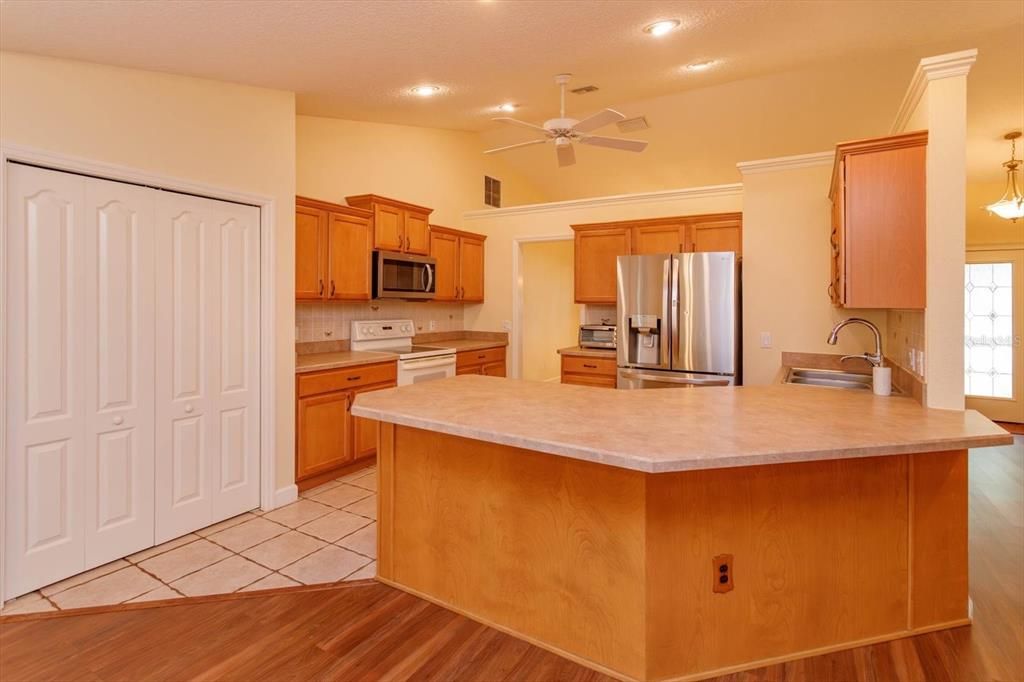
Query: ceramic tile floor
[[1, 466, 378, 616]]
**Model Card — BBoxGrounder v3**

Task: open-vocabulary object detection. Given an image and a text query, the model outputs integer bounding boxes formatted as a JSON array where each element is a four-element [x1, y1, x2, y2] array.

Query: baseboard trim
[[270, 484, 298, 510]]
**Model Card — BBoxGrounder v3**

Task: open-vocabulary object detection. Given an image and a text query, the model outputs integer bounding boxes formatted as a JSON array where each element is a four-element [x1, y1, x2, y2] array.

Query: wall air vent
[[617, 116, 650, 133], [484, 175, 501, 208], [570, 85, 599, 95]]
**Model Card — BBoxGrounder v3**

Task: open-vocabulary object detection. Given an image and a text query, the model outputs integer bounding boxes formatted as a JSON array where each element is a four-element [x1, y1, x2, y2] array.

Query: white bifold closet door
[[4, 163, 260, 598]]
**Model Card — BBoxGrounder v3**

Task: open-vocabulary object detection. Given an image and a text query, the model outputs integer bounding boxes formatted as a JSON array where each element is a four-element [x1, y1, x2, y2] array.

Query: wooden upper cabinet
[[327, 211, 372, 300], [573, 226, 632, 304], [346, 194, 433, 255], [690, 214, 742, 255], [829, 131, 927, 309], [429, 229, 460, 301], [632, 222, 685, 255], [295, 203, 327, 300], [296, 196, 373, 301], [460, 236, 485, 302], [430, 225, 487, 302]]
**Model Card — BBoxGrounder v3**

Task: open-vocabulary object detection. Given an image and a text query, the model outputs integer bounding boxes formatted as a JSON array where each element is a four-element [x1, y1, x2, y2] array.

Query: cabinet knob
[[185, 404, 194, 414], [113, 416, 124, 426]]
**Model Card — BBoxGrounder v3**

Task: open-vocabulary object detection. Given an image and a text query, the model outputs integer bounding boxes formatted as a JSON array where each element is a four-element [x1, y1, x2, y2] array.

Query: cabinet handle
[[583, 363, 597, 369], [400, 234, 405, 250], [827, 283, 836, 301], [347, 375, 361, 382], [330, 280, 336, 297], [319, 279, 324, 296]]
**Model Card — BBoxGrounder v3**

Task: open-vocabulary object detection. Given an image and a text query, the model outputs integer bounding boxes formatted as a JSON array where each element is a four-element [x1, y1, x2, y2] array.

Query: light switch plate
[[502, 320, 512, 331], [428, 320, 437, 331], [760, 332, 772, 349]]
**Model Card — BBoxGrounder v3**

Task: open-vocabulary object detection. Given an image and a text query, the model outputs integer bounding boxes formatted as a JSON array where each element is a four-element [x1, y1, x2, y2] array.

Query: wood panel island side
[[351, 376, 1013, 682]]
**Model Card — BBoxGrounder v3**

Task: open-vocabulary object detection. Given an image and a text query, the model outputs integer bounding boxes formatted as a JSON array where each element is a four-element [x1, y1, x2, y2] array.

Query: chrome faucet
[[827, 317, 883, 367]]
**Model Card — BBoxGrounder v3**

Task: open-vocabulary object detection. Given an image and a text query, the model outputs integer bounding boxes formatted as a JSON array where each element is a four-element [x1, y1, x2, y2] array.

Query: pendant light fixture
[[986, 131, 1024, 222]]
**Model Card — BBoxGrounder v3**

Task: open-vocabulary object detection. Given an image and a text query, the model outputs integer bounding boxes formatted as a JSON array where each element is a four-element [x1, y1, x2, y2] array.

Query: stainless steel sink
[[785, 367, 901, 394]]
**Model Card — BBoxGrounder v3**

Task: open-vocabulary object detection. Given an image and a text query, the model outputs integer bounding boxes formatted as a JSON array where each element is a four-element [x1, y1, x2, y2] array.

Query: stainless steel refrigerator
[[616, 252, 741, 388]]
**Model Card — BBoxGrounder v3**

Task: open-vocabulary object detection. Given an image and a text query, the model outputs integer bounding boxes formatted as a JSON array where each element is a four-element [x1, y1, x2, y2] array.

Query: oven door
[[398, 355, 456, 385], [374, 251, 436, 299]]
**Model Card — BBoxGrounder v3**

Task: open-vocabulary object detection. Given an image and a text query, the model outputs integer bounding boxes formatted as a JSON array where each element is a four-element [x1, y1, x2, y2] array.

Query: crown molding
[[736, 151, 833, 175], [890, 49, 977, 134], [463, 183, 743, 220]]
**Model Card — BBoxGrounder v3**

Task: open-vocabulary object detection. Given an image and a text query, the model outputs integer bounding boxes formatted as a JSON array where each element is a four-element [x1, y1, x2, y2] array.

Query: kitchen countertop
[[351, 375, 1012, 473], [557, 345, 616, 358], [420, 338, 506, 353], [295, 350, 397, 374]]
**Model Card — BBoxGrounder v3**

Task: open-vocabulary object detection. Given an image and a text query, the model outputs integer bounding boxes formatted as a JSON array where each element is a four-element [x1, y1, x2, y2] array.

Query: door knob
[[113, 416, 124, 426], [185, 404, 194, 413]]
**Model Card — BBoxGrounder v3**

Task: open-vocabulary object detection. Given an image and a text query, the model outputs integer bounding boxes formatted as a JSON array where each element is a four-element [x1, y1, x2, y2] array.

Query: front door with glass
[[965, 249, 1024, 423]]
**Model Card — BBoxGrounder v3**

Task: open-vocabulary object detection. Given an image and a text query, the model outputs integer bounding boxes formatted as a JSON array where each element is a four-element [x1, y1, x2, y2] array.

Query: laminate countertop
[[421, 338, 507, 353], [557, 346, 617, 359], [351, 375, 1012, 473], [295, 350, 397, 374]]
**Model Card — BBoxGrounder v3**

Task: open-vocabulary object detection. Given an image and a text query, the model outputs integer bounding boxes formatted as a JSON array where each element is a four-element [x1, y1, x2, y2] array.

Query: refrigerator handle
[[667, 255, 678, 369]]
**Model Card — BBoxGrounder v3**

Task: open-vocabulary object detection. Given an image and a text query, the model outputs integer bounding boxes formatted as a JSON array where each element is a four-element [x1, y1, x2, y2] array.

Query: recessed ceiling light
[[410, 85, 442, 97], [685, 60, 718, 72], [497, 103, 518, 112], [644, 19, 680, 37]]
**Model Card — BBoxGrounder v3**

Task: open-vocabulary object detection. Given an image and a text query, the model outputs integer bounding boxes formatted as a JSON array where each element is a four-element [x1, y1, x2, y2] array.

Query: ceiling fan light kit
[[484, 74, 649, 167]]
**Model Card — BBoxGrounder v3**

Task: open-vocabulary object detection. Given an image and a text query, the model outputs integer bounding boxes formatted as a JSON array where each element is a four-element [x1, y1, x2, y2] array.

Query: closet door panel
[[4, 164, 87, 597], [83, 178, 156, 566]]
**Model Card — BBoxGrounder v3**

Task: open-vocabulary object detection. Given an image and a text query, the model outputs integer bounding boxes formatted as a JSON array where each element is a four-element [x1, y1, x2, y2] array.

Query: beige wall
[[740, 162, 888, 385], [0, 51, 298, 491], [520, 240, 580, 382], [296, 115, 548, 227]]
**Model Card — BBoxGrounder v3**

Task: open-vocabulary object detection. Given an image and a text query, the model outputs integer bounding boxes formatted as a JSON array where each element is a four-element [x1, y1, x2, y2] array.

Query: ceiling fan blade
[[484, 139, 548, 154], [556, 143, 576, 167], [571, 108, 626, 134], [579, 135, 648, 152], [492, 117, 549, 133]]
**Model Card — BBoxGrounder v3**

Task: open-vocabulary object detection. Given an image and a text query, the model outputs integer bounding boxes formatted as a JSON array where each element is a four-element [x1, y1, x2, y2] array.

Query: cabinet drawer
[[297, 361, 397, 398], [561, 355, 616, 377], [562, 373, 617, 388], [456, 346, 505, 370]]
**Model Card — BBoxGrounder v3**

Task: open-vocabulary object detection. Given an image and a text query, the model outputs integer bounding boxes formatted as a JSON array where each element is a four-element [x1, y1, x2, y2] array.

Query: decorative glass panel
[[964, 262, 1014, 398]]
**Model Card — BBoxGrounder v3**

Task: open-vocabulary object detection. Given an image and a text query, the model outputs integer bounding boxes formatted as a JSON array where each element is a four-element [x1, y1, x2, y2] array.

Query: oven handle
[[402, 355, 456, 369], [619, 370, 730, 386]]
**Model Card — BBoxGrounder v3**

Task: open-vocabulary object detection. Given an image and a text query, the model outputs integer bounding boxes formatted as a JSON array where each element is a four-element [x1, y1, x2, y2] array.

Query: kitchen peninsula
[[352, 376, 1012, 682]]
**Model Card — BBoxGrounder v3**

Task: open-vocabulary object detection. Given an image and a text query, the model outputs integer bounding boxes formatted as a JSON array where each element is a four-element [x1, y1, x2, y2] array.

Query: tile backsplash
[[296, 301, 465, 342], [584, 305, 616, 325], [887, 309, 925, 379]]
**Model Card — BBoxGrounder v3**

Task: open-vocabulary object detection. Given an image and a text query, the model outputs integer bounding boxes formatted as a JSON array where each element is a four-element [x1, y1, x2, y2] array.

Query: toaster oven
[[579, 324, 617, 349]]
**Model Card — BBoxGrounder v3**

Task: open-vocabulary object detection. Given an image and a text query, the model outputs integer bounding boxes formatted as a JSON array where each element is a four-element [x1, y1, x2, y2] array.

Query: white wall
[[0, 51, 298, 489], [520, 240, 580, 382]]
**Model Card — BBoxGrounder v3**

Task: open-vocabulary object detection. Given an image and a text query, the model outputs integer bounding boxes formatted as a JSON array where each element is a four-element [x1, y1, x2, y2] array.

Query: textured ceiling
[[1, 0, 1021, 132]]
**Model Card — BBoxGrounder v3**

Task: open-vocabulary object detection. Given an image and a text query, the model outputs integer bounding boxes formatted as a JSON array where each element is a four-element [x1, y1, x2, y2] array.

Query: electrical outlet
[[759, 332, 772, 349], [713, 554, 734, 593], [428, 320, 437, 331]]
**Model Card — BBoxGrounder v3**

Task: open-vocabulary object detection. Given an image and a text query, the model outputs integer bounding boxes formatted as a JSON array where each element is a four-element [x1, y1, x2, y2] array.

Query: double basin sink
[[785, 367, 901, 394]]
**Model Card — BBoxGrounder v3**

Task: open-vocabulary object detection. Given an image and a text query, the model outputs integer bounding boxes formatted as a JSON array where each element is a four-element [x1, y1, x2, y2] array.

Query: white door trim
[[0, 142, 279, 604], [510, 234, 575, 380]]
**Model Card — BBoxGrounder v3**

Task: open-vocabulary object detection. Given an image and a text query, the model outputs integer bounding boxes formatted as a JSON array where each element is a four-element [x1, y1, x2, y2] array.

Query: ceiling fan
[[484, 74, 649, 167]]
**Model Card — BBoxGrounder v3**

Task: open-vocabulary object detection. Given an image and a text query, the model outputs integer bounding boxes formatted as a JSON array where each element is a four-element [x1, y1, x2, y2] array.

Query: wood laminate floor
[[1, 441, 1021, 682]]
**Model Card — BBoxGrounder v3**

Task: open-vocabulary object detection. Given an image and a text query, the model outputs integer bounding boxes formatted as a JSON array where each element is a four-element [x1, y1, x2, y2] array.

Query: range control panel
[[350, 319, 415, 341]]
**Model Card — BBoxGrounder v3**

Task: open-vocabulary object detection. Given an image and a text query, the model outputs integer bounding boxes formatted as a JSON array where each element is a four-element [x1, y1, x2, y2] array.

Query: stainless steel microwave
[[373, 251, 436, 300]]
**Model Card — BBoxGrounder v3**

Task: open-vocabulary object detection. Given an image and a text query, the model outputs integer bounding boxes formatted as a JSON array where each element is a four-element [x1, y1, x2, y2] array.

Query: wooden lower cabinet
[[456, 346, 506, 377], [295, 361, 397, 484], [561, 354, 617, 388]]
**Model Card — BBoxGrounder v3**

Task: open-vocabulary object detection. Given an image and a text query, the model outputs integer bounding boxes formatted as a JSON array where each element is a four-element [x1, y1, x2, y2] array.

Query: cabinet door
[[562, 373, 617, 388], [575, 228, 630, 303], [296, 205, 326, 300], [691, 216, 742, 255], [632, 224, 684, 255], [374, 204, 403, 252], [404, 210, 431, 255], [296, 390, 352, 481], [430, 230, 460, 301], [459, 236, 486, 302], [456, 364, 482, 375], [351, 381, 397, 460], [844, 145, 925, 309], [327, 211, 372, 300], [482, 361, 506, 377]]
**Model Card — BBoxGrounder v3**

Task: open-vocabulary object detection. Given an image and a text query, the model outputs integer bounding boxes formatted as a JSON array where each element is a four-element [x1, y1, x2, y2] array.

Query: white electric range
[[349, 319, 456, 385]]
